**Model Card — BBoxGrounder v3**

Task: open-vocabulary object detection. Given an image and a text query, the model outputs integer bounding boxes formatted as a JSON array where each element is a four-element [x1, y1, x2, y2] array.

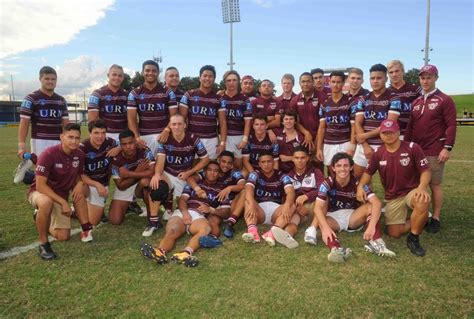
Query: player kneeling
[[141, 161, 229, 267], [242, 152, 298, 248], [315, 152, 395, 263]]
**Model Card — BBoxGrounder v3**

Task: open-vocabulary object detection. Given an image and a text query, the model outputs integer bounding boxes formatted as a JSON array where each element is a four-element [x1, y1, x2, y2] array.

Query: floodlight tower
[[222, 0, 241, 70], [422, 0, 432, 65]]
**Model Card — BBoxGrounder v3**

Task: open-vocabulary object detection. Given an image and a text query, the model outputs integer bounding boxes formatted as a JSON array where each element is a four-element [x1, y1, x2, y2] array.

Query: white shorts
[[259, 201, 280, 225], [164, 171, 186, 197], [31, 139, 60, 156], [141, 134, 160, 156], [201, 137, 219, 160], [226, 135, 243, 158], [323, 142, 352, 166], [106, 132, 120, 143], [86, 185, 108, 208], [327, 209, 354, 232], [170, 209, 205, 222], [112, 183, 137, 202], [353, 144, 381, 167]]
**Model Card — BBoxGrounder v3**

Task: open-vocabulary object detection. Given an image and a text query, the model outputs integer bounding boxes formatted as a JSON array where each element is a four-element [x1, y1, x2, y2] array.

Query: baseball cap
[[418, 64, 438, 76], [380, 119, 400, 133], [150, 180, 170, 202], [241, 75, 254, 82]]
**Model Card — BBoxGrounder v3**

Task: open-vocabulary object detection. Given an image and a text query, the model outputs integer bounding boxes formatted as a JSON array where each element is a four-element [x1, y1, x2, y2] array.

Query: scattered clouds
[[252, 0, 296, 8], [0, 0, 115, 58]]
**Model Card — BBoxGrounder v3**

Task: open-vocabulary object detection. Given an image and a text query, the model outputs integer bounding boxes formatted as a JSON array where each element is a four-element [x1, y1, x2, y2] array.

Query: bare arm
[[88, 110, 99, 122], [242, 157, 254, 173], [267, 114, 281, 129], [17, 117, 30, 157], [127, 108, 140, 139]]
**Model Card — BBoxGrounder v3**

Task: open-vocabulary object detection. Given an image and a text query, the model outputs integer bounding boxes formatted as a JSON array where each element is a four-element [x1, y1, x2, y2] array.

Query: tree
[[131, 71, 144, 89], [121, 73, 132, 91], [405, 68, 420, 86], [178, 76, 220, 92]]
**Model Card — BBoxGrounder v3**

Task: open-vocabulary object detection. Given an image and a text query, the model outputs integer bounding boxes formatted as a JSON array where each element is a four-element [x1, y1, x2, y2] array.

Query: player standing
[[164, 66, 185, 103], [275, 110, 305, 173], [310, 68, 331, 100], [241, 75, 257, 101], [277, 73, 297, 111], [251, 79, 283, 129]]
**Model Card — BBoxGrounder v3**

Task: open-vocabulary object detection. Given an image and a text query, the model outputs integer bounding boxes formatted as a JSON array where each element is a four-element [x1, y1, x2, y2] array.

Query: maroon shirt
[[20, 90, 69, 140], [288, 166, 324, 203], [405, 89, 457, 156], [355, 90, 401, 145], [348, 88, 370, 122], [277, 92, 297, 111], [30, 144, 84, 200], [111, 147, 155, 180], [366, 141, 430, 200], [251, 96, 283, 119], [170, 87, 185, 104], [275, 128, 305, 173], [221, 93, 253, 136], [389, 83, 421, 135], [319, 94, 352, 144], [246, 170, 293, 204], [127, 84, 177, 136], [317, 175, 374, 212], [80, 137, 118, 186], [88, 85, 129, 133], [181, 180, 229, 210], [242, 133, 279, 171], [156, 132, 208, 177], [289, 91, 325, 136], [316, 86, 332, 101]]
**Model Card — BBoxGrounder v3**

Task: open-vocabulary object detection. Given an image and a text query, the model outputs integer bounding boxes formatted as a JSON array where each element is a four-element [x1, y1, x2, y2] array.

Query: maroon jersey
[[366, 141, 430, 200], [246, 170, 293, 204], [355, 90, 401, 145], [348, 88, 370, 122], [221, 93, 253, 136], [20, 90, 69, 140], [88, 85, 128, 133], [389, 83, 421, 135], [80, 137, 118, 186], [198, 168, 244, 201], [169, 87, 185, 104], [242, 133, 279, 171], [289, 91, 325, 136], [405, 89, 457, 156], [251, 96, 283, 119], [317, 175, 374, 212], [29, 144, 84, 200], [319, 94, 352, 144], [111, 147, 155, 180], [288, 166, 324, 203], [181, 180, 229, 211], [127, 84, 177, 136], [277, 92, 297, 111], [156, 132, 208, 177], [316, 86, 332, 101], [180, 89, 225, 139], [275, 128, 305, 173]]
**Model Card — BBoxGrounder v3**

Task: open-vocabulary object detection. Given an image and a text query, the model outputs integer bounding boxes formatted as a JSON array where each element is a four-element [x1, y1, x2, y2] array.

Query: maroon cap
[[241, 75, 254, 82], [419, 64, 438, 76], [380, 119, 400, 133]]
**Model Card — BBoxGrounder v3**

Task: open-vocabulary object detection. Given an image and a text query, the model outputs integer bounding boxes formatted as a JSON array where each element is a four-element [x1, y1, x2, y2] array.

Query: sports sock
[[149, 216, 160, 227], [183, 247, 194, 255], [227, 214, 238, 225], [81, 222, 92, 232], [247, 224, 257, 233], [366, 215, 382, 240], [326, 236, 340, 250]]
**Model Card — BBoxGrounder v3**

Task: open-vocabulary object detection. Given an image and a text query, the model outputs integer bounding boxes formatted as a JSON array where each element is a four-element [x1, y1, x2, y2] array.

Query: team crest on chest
[[400, 157, 410, 166], [428, 102, 438, 110]]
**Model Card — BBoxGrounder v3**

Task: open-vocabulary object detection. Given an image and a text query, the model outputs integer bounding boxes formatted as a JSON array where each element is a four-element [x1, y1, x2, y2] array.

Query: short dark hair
[[330, 71, 346, 81], [369, 63, 388, 74], [331, 152, 354, 167], [62, 123, 81, 134], [165, 66, 178, 73], [310, 68, 324, 76], [260, 79, 274, 87], [88, 119, 107, 133], [293, 145, 309, 155], [200, 65, 216, 78], [258, 151, 274, 160], [282, 109, 299, 123], [252, 114, 268, 123], [39, 66, 57, 78], [299, 72, 313, 81], [219, 150, 235, 160], [206, 160, 220, 170], [119, 128, 135, 140], [142, 60, 159, 72]]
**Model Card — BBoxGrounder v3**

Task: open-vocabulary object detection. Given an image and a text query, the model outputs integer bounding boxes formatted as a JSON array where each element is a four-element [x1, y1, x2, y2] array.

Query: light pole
[[222, 0, 240, 70], [422, 0, 432, 65]]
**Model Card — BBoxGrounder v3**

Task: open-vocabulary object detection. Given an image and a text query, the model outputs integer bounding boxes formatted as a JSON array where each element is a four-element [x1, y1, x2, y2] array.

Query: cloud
[[252, 0, 296, 8], [0, 0, 115, 58]]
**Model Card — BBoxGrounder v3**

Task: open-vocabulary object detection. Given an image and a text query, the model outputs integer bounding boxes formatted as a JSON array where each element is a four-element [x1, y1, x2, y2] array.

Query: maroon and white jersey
[[221, 93, 253, 136], [317, 175, 374, 212], [348, 88, 370, 122], [319, 94, 352, 144], [180, 89, 225, 139], [275, 128, 305, 173], [242, 133, 279, 171], [246, 170, 293, 204], [316, 86, 332, 101], [169, 87, 185, 104], [156, 132, 208, 177], [366, 141, 430, 200], [289, 91, 325, 136], [88, 85, 128, 133], [80, 137, 118, 186], [181, 180, 230, 211], [287, 166, 324, 203], [244, 92, 257, 102], [29, 144, 84, 200], [111, 147, 155, 180], [251, 96, 283, 119], [405, 89, 457, 156], [355, 90, 401, 145], [389, 83, 421, 135], [20, 90, 69, 140], [127, 84, 177, 136], [277, 92, 297, 111]]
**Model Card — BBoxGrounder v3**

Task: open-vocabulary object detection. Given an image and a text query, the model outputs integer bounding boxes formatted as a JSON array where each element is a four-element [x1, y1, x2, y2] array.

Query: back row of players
[[18, 60, 456, 265]]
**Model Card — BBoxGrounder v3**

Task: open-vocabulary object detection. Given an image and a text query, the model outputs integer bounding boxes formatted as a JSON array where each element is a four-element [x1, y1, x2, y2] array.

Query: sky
[[0, 0, 472, 103]]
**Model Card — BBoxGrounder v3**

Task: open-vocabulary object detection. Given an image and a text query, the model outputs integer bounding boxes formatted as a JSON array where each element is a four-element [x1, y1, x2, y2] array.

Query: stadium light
[[422, 0, 432, 65], [222, 0, 241, 70]]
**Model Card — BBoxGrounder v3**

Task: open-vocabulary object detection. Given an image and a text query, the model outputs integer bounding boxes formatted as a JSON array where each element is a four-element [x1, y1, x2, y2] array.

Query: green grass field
[[0, 126, 473, 317], [452, 94, 474, 115]]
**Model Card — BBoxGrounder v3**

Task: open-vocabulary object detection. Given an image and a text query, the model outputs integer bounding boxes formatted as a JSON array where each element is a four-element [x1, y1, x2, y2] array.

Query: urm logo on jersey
[[190, 106, 217, 116], [39, 109, 63, 118], [364, 110, 387, 121], [105, 104, 127, 113], [166, 155, 193, 165], [138, 103, 166, 112]]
